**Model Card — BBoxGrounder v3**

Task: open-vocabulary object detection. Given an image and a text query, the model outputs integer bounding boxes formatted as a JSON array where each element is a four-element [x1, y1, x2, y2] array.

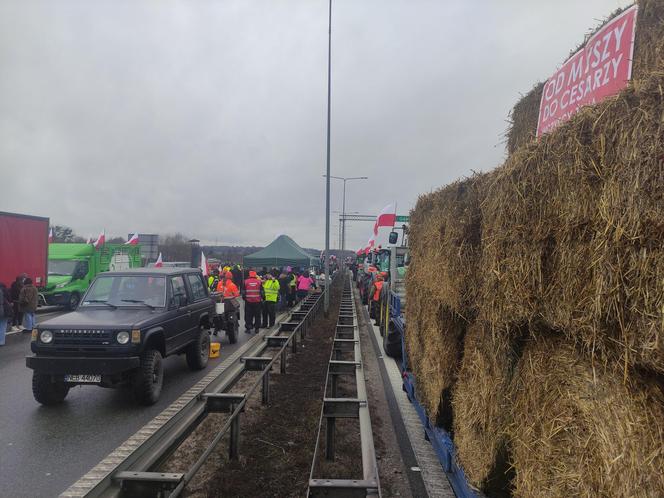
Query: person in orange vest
[[369, 273, 384, 321], [242, 270, 264, 334], [217, 271, 240, 299]]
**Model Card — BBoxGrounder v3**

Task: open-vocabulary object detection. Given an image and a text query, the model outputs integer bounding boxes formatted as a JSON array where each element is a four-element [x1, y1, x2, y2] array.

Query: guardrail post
[[262, 370, 270, 405], [230, 405, 240, 460], [292, 332, 297, 353], [280, 348, 287, 374]]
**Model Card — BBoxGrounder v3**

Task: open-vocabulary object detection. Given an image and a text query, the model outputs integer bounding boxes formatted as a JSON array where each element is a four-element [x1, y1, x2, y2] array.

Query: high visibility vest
[[263, 279, 280, 302], [217, 280, 240, 299], [244, 278, 262, 303], [373, 281, 384, 302], [289, 275, 297, 288]]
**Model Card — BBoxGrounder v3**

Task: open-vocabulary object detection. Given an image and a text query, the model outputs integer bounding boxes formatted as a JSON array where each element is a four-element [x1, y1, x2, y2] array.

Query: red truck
[[0, 211, 50, 288]]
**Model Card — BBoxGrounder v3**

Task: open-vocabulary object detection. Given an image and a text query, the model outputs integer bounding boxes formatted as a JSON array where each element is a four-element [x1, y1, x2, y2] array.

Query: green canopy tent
[[243, 235, 315, 270]]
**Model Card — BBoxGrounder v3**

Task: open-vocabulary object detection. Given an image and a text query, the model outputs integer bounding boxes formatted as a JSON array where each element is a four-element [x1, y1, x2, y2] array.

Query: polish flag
[[364, 238, 375, 255], [125, 233, 139, 245], [373, 203, 397, 236], [48, 227, 53, 243], [200, 251, 208, 276], [94, 230, 105, 249], [155, 253, 163, 268]]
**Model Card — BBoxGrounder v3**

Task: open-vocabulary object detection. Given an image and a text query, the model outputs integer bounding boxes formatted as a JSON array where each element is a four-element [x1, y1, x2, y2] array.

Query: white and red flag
[[155, 253, 163, 268], [125, 233, 139, 245], [373, 203, 396, 236], [200, 251, 208, 276], [364, 237, 375, 255], [94, 230, 105, 249], [85, 235, 92, 244], [48, 227, 53, 243]]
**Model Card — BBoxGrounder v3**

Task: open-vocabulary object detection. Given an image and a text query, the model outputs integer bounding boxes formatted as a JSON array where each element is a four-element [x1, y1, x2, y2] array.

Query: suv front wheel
[[133, 349, 163, 405], [186, 327, 210, 370], [32, 373, 69, 405]]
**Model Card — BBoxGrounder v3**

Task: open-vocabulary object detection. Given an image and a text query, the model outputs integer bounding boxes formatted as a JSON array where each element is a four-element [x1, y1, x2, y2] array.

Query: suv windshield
[[82, 275, 167, 308], [48, 260, 78, 276]]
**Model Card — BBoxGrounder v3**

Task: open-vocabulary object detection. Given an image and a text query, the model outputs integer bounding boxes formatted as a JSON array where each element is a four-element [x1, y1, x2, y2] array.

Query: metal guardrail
[[308, 275, 381, 497], [62, 271, 342, 498]]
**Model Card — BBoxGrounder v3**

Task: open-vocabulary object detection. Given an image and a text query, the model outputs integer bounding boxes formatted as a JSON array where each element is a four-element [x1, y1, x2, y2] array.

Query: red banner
[[536, 5, 638, 137]]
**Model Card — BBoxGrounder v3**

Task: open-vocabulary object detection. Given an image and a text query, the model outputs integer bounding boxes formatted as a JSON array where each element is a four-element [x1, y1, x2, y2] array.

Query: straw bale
[[453, 321, 517, 491], [509, 335, 664, 497], [506, 83, 543, 156], [407, 174, 486, 318]]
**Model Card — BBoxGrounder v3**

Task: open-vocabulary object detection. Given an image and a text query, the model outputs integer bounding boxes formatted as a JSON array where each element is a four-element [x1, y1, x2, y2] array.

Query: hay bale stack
[[452, 322, 516, 490], [481, 64, 664, 373], [406, 175, 486, 418], [509, 335, 664, 497]]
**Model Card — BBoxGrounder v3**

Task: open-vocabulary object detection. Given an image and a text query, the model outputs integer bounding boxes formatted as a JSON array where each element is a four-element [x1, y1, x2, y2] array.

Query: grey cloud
[[0, 0, 630, 249]]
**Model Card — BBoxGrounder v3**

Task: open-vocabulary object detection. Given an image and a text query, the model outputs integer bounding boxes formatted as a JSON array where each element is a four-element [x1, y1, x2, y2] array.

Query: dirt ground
[[164, 278, 351, 497], [162, 277, 413, 497]]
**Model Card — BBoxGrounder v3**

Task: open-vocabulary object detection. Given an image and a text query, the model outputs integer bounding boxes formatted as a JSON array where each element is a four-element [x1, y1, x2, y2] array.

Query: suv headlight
[[116, 331, 130, 344], [56, 281, 69, 288], [40, 330, 53, 344]]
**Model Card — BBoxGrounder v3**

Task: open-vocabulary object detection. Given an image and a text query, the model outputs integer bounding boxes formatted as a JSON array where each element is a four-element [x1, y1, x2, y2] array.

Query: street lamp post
[[323, 175, 368, 252], [324, 0, 332, 316]]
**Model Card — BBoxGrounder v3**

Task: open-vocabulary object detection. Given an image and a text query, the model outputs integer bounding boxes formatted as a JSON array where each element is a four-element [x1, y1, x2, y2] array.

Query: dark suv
[[26, 268, 214, 405]]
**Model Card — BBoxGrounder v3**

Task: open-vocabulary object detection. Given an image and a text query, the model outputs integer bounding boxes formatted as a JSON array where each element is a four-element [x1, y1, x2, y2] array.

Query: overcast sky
[[0, 0, 630, 250]]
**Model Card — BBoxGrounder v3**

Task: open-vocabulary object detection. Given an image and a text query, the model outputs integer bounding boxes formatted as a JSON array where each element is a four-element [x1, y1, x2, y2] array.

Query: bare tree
[[52, 225, 85, 243], [159, 233, 191, 262]]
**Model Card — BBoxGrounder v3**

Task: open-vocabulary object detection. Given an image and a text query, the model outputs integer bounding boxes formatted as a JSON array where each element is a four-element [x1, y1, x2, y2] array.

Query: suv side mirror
[[388, 231, 399, 244]]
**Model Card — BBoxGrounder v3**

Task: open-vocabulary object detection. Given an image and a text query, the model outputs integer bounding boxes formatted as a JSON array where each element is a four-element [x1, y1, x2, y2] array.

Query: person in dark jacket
[[0, 282, 13, 346], [231, 265, 243, 292], [18, 277, 39, 333], [9, 274, 26, 330], [278, 271, 290, 310]]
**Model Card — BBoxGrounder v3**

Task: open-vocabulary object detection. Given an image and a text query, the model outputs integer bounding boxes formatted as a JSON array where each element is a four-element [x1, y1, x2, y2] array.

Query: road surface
[[0, 305, 264, 498]]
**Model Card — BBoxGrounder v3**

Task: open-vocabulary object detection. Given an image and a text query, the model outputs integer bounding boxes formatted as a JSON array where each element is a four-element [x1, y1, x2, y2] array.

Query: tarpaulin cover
[[243, 235, 314, 270]]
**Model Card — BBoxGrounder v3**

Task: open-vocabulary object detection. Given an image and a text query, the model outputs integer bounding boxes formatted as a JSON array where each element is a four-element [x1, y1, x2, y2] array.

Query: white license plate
[[64, 374, 101, 383]]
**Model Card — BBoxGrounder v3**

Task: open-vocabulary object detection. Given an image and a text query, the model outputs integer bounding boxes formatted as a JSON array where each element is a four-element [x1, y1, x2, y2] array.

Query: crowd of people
[[0, 264, 322, 346], [206, 264, 318, 334], [0, 274, 40, 346]]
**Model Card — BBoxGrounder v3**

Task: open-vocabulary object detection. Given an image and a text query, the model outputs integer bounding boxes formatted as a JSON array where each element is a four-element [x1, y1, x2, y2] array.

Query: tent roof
[[243, 235, 314, 269]]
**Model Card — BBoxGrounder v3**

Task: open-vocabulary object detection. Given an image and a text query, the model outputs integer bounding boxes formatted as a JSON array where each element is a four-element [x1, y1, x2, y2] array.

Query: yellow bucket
[[209, 342, 221, 358]]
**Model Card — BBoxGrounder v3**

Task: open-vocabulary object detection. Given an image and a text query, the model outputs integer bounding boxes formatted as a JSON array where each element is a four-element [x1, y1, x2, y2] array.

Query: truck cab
[[42, 243, 141, 309]]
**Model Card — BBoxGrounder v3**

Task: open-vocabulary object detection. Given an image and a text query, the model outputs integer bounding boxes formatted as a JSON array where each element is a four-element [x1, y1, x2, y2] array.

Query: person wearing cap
[[261, 273, 280, 328], [217, 271, 240, 299], [242, 270, 264, 333]]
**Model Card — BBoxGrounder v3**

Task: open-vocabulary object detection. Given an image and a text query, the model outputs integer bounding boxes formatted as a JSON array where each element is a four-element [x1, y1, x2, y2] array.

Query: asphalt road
[[0, 305, 262, 498]]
